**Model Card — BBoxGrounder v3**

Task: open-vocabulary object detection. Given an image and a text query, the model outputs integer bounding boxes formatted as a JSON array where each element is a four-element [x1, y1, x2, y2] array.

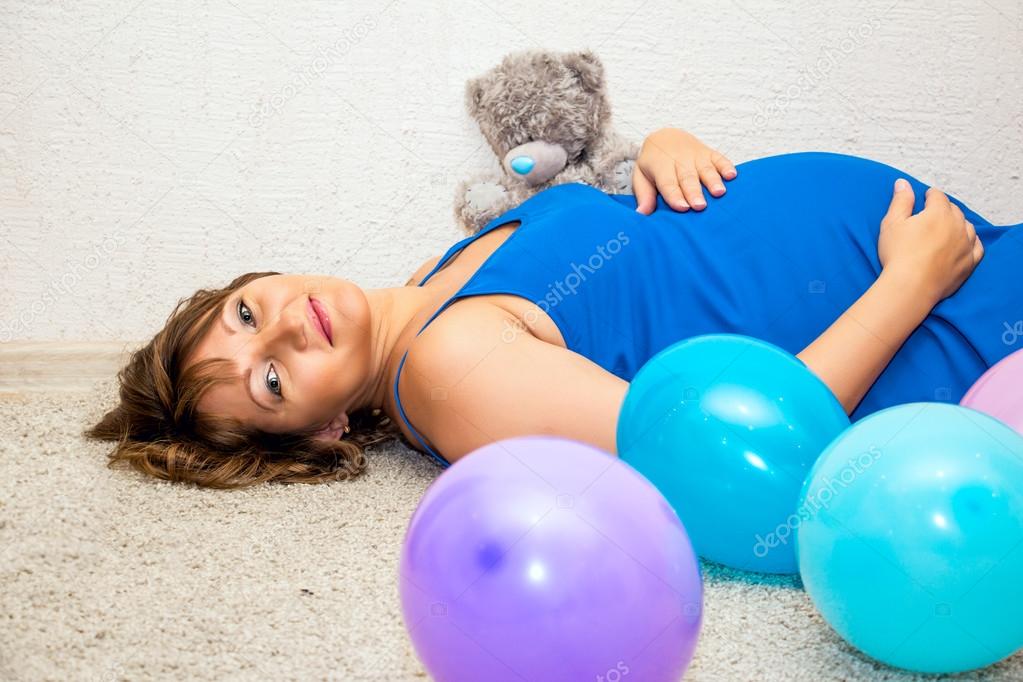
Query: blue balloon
[[796, 403, 1023, 674], [616, 334, 850, 574]]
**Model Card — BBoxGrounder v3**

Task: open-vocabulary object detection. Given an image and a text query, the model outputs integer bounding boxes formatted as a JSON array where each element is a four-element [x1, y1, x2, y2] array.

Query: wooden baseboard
[[0, 341, 137, 393]]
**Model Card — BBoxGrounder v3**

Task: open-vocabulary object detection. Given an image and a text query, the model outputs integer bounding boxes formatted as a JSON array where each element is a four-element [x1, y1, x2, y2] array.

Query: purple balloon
[[960, 348, 1023, 435], [399, 436, 703, 682]]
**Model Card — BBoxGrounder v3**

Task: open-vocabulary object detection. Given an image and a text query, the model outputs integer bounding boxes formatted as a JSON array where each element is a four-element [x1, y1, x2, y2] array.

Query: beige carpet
[[2, 381, 1021, 681]]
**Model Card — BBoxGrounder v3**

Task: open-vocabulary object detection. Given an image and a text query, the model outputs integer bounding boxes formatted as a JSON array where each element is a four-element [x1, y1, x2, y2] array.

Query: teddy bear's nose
[[509, 156, 535, 175], [502, 141, 568, 186]]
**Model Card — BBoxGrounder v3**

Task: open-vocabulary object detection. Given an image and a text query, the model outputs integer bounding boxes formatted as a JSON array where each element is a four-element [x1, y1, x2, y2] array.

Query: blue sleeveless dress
[[394, 151, 1022, 467]]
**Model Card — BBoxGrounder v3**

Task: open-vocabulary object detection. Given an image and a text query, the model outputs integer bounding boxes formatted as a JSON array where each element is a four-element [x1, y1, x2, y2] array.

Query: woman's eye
[[266, 363, 283, 398], [237, 299, 256, 327]]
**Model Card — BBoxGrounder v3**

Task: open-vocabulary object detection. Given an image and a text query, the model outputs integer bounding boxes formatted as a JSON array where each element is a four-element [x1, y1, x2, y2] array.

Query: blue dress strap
[[392, 201, 535, 466], [393, 350, 450, 466]]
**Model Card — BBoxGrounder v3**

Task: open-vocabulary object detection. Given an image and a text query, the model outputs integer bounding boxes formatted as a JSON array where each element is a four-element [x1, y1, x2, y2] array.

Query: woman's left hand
[[633, 128, 737, 214]]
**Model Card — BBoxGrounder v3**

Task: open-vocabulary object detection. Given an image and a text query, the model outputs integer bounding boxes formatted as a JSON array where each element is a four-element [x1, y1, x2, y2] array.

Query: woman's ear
[[310, 413, 349, 442]]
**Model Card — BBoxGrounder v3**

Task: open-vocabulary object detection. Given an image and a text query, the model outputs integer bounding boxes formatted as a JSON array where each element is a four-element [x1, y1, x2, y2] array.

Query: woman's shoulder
[[405, 297, 521, 372], [394, 299, 515, 453], [396, 293, 625, 463], [404, 254, 442, 287], [401, 294, 560, 399]]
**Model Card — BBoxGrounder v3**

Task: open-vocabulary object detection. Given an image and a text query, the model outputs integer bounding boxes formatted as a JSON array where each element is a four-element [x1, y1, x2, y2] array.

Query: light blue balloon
[[796, 402, 1023, 674], [616, 334, 850, 574]]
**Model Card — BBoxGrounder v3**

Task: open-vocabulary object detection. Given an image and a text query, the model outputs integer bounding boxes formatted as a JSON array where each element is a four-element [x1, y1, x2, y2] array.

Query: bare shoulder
[[406, 299, 518, 383], [401, 299, 628, 464], [404, 254, 442, 287]]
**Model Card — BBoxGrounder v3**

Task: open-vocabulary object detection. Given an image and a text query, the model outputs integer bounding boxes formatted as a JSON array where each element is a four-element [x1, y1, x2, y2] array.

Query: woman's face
[[186, 274, 373, 438]]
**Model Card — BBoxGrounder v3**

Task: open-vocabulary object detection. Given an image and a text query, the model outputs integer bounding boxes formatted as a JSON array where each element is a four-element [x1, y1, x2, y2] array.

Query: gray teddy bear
[[454, 49, 638, 235]]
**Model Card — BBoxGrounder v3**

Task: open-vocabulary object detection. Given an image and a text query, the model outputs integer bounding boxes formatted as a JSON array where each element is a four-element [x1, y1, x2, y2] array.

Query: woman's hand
[[633, 128, 737, 214], [798, 179, 982, 414], [878, 178, 984, 304]]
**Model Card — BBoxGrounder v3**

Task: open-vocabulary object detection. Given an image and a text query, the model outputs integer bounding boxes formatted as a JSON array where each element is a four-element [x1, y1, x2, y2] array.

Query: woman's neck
[[351, 222, 520, 420], [347, 278, 457, 418]]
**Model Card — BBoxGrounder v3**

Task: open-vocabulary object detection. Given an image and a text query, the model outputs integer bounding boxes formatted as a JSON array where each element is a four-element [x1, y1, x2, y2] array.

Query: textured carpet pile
[[1, 382, 1020, 681]]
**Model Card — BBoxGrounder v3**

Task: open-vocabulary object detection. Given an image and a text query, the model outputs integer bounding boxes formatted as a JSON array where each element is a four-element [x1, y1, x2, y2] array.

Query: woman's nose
[[264, 300, 309, 351]]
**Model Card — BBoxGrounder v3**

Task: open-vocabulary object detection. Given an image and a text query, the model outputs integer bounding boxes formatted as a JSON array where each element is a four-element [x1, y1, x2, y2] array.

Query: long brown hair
[[84, 271, 400, 489]]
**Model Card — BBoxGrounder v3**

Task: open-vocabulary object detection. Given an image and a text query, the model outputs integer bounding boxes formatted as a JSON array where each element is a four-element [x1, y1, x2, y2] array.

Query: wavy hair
[[84, 271, 400, 489]]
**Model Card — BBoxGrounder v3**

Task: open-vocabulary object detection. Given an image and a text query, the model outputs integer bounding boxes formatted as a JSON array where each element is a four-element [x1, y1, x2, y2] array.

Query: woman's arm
[[796, 178, 984, 414], [796, 268, 938, 414]]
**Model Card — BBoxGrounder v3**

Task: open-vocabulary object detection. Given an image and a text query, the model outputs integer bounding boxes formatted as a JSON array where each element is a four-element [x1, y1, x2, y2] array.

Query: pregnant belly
[[622, 152, 896, 360]]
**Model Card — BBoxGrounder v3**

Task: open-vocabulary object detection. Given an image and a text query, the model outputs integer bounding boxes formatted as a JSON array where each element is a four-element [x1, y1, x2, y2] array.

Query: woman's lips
[[308, 297, 333, 346]]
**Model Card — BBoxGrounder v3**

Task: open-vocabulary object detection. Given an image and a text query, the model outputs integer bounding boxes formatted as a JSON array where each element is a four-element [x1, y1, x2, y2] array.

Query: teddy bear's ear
[[563, 50, 605, 93], [465, 77, 485, 118]]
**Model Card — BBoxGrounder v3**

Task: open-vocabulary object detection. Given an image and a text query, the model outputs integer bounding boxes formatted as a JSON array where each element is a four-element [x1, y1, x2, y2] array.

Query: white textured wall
[[2, 0, 1021, 343]]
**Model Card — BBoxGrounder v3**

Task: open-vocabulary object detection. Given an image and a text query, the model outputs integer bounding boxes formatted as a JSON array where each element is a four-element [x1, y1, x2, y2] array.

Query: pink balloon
[[960, 349, 1023, 434], [399, 435, 702, 682]]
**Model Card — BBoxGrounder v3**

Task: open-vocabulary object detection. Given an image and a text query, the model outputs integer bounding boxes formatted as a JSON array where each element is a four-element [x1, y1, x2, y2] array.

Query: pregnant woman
[[86, 129, 1020, 488]]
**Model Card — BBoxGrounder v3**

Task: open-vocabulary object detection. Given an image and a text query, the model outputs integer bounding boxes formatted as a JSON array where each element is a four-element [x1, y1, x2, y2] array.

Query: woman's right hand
[[877, 178, 984, 303]]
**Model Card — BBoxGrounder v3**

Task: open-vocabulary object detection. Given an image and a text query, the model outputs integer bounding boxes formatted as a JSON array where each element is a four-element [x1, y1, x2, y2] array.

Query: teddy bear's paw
[[465, 181, 508, 212], [611, 159, 635, 194]]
